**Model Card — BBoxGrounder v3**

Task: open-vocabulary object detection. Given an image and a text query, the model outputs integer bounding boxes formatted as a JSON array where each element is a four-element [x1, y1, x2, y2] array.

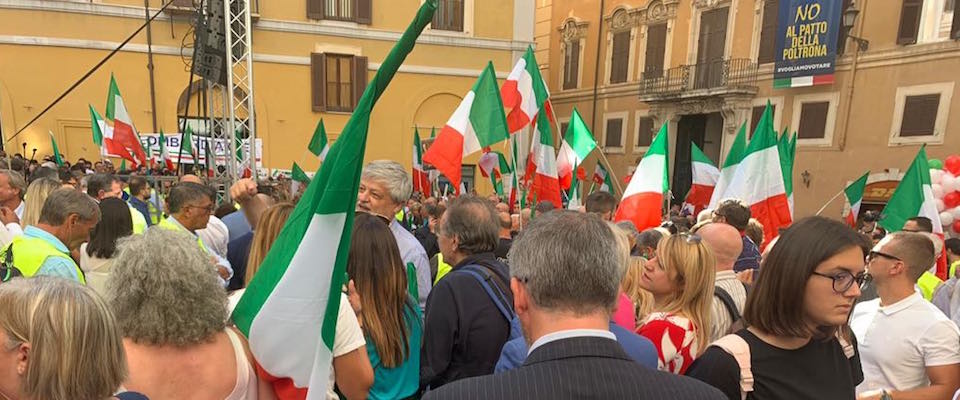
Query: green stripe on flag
[[880, 146, 931, 232], [470, 62, 510, 147], [690, 142, 714, 166], [309, 119, 329, 160], [566, 108, 598, 159], [845, 172, 870, 205]]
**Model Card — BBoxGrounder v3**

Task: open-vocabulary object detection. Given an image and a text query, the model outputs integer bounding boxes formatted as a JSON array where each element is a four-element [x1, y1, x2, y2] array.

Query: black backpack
[[714, 282, 749, 335], [0, 244, 24, 283]]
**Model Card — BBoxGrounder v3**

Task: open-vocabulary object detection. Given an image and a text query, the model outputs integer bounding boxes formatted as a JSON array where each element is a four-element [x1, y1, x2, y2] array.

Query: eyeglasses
[[185, 204, 215, 213], [355, 210, 390, 225], [811, 270, 871, 293], [867, 250, 902, 263]]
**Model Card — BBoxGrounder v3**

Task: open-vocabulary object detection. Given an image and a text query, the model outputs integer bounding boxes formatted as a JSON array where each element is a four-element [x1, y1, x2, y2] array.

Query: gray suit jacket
[[423, 336, 726, 399]]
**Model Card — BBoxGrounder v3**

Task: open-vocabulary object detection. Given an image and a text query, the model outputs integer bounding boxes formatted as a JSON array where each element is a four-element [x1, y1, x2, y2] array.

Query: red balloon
[[945, 155, 960, 175], [946, 192, 960, 209], [953, 220, 960, 234]]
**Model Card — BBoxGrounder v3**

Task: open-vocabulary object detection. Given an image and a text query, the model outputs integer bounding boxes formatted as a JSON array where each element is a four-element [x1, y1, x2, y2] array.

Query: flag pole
[[546, 104, 624, 197], [815, 189, 845, 216]]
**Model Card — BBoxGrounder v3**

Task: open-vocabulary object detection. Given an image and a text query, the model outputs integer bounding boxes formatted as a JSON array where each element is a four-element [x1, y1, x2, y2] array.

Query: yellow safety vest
[[129, 206, 147, 234], [950, 260, 960, 280], [0, 236, 85, 284], [918, 271, 943, 301], [146, 201, 163, 225], [434, 253, 452, 285], [157, 218, 208, 252]]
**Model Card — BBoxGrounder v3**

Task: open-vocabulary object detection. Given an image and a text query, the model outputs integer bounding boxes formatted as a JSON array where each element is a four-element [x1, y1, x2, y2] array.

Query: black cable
[[7, 0, 176, 143]]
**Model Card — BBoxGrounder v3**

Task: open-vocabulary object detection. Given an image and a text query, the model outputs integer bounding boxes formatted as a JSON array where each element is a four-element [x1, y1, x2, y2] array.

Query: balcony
[[638, 58, 758, 102]]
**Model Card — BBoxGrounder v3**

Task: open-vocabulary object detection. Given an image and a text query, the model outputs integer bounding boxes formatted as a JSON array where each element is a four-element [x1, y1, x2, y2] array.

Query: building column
[[719, 97, 751, 166]]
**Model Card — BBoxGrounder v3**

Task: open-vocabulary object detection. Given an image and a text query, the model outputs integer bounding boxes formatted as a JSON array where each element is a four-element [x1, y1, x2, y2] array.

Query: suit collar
[[523, 336, 631, 367]]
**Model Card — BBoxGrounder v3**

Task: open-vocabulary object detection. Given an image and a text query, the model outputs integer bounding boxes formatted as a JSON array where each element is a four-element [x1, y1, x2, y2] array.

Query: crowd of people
[[0, 153, 959, 400]]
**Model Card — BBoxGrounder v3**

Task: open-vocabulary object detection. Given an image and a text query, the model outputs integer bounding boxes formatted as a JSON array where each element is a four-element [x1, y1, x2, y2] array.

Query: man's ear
[[511, 278, 529, 315]]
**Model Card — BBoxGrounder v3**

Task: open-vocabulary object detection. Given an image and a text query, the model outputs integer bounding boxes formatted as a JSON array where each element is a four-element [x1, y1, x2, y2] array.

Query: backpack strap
[[712, 334, 753, 400], [459, 265, 514, 323], [714, 286, 741, 322]]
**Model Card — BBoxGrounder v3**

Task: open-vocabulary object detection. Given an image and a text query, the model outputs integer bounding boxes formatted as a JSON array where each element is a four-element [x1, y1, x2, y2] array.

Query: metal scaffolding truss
[[206, 0, 257, 195]]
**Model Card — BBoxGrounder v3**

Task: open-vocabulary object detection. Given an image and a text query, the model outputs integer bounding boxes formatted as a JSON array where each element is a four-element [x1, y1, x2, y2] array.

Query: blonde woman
[[19, 178, 61, 229], [622, 256, 655, 325], [227, 202, 294, 312], [636, 233, 715, 374], [0, 277, 135, 400]]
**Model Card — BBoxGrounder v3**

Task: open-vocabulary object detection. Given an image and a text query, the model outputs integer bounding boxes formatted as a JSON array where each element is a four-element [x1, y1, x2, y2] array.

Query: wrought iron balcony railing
[[639, 58, 759, 97]]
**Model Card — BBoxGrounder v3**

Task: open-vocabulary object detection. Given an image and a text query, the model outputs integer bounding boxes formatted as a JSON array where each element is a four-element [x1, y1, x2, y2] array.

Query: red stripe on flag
[[532, 173, 562, 209], [614, 192, 664, 232], [421, 125, 465, 190], [254, 360, 307, 400], [684, 183, 715, 217], [813, 74, 834, 85], [749, 193, 793, 247], [500, 80, 532, 133]]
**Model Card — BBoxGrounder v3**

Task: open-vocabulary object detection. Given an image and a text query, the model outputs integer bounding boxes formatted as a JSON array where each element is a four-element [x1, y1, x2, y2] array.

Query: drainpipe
[[144, 0, 159, 133], [838, 0, 868, 151], [590, 0, 606, 135]]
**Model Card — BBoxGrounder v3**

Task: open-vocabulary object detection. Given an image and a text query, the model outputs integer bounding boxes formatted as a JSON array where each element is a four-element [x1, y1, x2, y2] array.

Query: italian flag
[[844, 172, 869, 227], [501, 46, 550, 133], [478, 150, 511, 198], [158, 130, 175, 170], [683, 143, 719, 217], [778, 128, 797, 215], [709, 123, 748, 209], [722, 103, 792, 245], [90, 104, 136, 164], [309, 119, 330, 161], [557, 108, 597, 190], [231, 2, 434, 399], [422, 62, 510, 193], [291, 162, 311, 184], [181, 125, 197, 161], [105, 74, 148, 166], [591, 163, 614, 193], [525, 108, 562, 208], [879, 146, 943, 235], [567, 169, 582, 210], [615, 123, 669, 231], [49, 131, 64, 167], [204, 139, 216, 178], [412, 128, 430, 197]]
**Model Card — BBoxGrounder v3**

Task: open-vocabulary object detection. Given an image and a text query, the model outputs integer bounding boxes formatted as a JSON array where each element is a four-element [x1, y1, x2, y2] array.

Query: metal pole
[[144, 0, 159, 133]]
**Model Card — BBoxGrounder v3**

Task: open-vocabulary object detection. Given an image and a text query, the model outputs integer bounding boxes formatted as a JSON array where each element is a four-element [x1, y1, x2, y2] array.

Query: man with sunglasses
[[851, 232, 960, 400], [157, 182, 233, 284]]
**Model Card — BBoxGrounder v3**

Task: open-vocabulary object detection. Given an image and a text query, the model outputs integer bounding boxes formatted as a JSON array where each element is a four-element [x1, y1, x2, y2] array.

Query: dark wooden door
[[673, 114, 708, 205], [695, 7, 729, 89]]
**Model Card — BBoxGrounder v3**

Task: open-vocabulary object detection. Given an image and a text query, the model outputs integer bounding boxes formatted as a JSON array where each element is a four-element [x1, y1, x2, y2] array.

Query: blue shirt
[[390, 220, 431, 310], [494, 322, 659, 372], [222, 211, 252, 243], [734, 235, 762, 272], [23, 226, 80, 282], [367, 300, 422, 400]]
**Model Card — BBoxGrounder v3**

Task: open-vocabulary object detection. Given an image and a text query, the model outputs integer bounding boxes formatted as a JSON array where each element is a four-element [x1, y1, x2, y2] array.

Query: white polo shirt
[[851, 292, 960, 393]]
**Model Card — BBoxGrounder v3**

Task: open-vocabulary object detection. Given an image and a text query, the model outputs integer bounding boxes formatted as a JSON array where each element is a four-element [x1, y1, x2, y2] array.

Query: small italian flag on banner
[[291, 162, 311, 184], [49, 130, 64, 167], [422, 62, 510, 193], [683, 143, 719, 217], [615, 123, 669, 232], [774, 74, 835, 89], [231, 2, 435, 398], [844, 172, 869, 227], [309, 119, 330, 161]]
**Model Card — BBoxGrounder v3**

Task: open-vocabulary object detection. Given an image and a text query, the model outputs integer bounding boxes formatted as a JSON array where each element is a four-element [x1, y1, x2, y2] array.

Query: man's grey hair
[[361, 160, 412, 204], [85, 173, 118, 198], [166, 182, 216, 214], [441, 195, 498, 254], [508, 210, 621, 315], [38, 188, 99, 225], [106, 228, 227, 346], [0, 170, 26, 199]]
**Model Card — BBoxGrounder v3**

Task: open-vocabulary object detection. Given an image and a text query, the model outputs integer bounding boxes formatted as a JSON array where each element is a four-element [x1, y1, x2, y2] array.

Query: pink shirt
[[612, 292, 637, 330]]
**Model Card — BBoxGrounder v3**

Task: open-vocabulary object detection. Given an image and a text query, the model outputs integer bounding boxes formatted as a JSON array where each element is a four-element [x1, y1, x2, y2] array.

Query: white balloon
[[945, 177, 960, 194], [934, 184, 945, 199], [942, 212, 955, 226], [937, 199, 946, 212], [931, 169, 945, 185], [952, 207, 960, 220]]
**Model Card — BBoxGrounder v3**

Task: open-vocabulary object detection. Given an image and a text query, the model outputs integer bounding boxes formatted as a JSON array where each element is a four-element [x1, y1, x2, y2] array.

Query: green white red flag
[[592, 163, 613, 193], [556, 109, 597, 190], [709, 123, 748, 209], [158, 130, 175, 170], [501, 46, 550, 133], [844, 172, 869, 227], [231, 2, 435, 399], [105, 74, 148, 166], [90, 104, 136, 164], [615, 123, 669, 231], [309, 119, 330, 161], [683, 142, 719, 216], [422, 62, 509, 193], [525, 108, 562, 208], [412, 128, 431, 197], [880, 146, 943, 234]]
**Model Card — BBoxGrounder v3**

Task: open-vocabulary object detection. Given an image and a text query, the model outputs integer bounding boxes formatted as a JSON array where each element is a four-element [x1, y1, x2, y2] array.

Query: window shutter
[[356, 0, 372, 25], [636, 117, 654, 147], [564, 40, 581, 90], [952, 0, 960, 40], [758, 0, 779, 63], [644, 23, 667, 80], [311, 53, 326, 112], [797, 102, 829, 139], [897, 0, 923, 45], [611, 30, 630, 83], [900, 94, 941, 137], [353, 56, 368, 109], [605, 118, 623, 148], [307, 0, 324, 20]]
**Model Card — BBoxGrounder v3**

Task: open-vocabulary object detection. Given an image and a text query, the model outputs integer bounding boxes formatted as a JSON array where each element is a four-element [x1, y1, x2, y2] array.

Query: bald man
[[494, 211, 513, 262], [699, 222, 748, 341]]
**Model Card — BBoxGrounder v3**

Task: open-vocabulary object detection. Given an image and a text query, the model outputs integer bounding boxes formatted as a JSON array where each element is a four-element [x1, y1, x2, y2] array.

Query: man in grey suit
[[423, 211, 725, 399]]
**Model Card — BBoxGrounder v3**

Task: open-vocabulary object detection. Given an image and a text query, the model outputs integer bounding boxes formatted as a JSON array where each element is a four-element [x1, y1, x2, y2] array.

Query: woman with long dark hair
[[347, 212, 422, 400], [687, 216, 871, 400], [81, 197, 133, 294]]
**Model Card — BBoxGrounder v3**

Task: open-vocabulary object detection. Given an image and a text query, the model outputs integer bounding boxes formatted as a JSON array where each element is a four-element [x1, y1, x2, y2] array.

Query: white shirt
[[327, 293, 366, 400], [197, 215, 230, 259], [851, 292, 960, 393], [13, 201, 23, 220], [528, 329, 616, 355]]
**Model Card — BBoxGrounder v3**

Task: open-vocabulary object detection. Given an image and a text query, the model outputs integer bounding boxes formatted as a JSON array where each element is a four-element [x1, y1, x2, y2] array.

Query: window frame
[[607, 28, 634, 84], [602, 112, 629, 154], [749, 97, 784, 138], [889, 82, 954, 146], [432, 0, 465, 32], [790, 92, 840, 147], [324, 53, 355, 112], [323, 0, 355, 22], [756, 0, 779, 65], [562, 37, 584, 91]]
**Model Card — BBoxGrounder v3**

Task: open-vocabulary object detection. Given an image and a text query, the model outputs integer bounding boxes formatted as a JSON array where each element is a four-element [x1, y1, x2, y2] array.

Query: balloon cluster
[[930, 155, 960, 235]]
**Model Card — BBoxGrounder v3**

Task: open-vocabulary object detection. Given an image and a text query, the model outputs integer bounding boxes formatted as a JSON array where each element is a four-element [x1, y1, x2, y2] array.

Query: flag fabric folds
[[683, 143, 719, 217], [422, 62, 510, 192], [49, 131, 64, 167], [708, 123, 748, 209], [501, 46, 550, 134], [844, 172, 869, 227], [291, 162, 311, 184], [309, 119, 330, 161], [880, 146, 942, 235], [105, 74, 148, 166], [412, 129, 430, 197], [556, 109, 597, 190], [231, 3, 435, 399], [525, 109, 562, 208], [615, 123, 669, 232]]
